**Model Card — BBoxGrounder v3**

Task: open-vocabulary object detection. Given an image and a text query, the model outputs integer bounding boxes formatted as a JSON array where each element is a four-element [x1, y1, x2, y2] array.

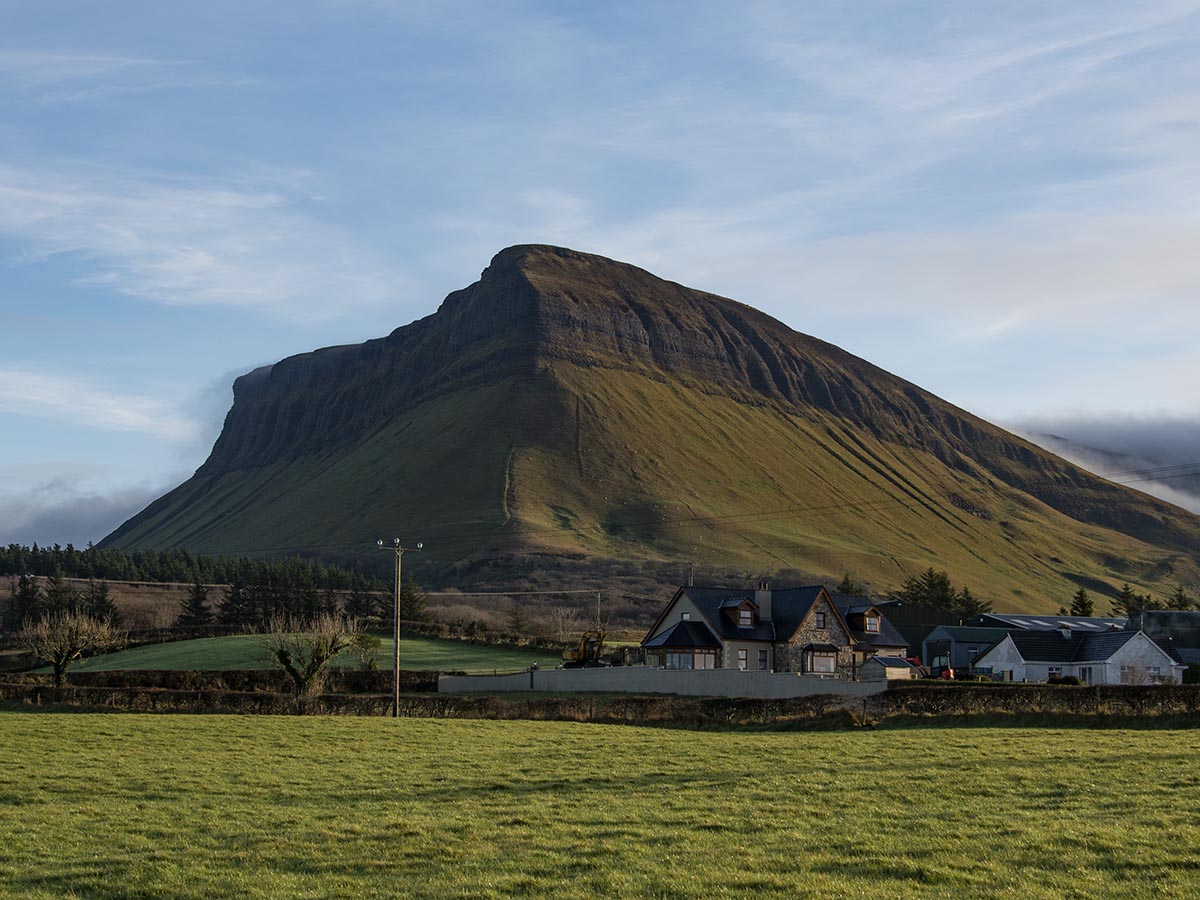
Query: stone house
[[641, 583, 906, 677], [974, 628, 1186, 684]]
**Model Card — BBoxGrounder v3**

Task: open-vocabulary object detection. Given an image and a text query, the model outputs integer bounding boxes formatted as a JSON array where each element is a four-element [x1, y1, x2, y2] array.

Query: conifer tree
[[177, 578, 213, 627], [42, 568, 79, 616], [83, 578, 121, 625], [1169, 585, 1195, 609], [506, 599, 527, 636], [399, 573, 429, 622], [218, 575, 254, 628], [344, 575, 375, 620], [1069, 588, 1094, 617], [835, 574, 865, 595]]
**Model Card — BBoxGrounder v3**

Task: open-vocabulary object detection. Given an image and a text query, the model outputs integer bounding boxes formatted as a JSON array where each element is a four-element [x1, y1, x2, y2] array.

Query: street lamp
[[376, 537, 422, 717]]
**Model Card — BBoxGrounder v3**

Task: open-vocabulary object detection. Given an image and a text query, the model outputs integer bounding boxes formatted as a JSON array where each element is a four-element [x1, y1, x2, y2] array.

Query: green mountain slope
[[103, 246, 1200, 610]]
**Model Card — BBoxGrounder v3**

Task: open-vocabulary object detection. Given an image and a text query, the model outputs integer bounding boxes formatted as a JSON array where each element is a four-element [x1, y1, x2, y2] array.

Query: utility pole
[[376, 537, 422, 717]]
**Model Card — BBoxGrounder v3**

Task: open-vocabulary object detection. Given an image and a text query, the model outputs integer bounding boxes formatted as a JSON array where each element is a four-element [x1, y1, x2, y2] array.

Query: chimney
[[755, 580, 772, 619]]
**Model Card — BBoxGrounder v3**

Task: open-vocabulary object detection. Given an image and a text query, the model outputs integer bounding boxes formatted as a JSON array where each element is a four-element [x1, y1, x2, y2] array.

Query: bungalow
[[641, 582, 906, 677], [974, 628, 1186, 684]]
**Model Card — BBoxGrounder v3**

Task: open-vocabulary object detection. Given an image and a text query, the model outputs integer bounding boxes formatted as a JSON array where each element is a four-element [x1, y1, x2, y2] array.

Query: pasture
[[57, 634, 563, 674], [0, 715, 1197, 899]]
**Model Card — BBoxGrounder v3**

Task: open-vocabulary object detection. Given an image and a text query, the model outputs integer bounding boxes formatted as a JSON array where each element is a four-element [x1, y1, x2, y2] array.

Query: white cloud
[[0, 368, 199, 440], [0, 164, 405, 321]]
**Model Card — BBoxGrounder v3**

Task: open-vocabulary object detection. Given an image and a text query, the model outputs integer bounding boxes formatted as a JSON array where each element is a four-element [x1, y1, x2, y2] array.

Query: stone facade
[[772, 596, 855, 675]]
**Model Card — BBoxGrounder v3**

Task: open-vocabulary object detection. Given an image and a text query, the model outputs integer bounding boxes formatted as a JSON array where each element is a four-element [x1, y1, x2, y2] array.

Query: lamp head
[[416, 542, 423, 550], [393, 537, 401, 546], [376, 539, 383, 548]]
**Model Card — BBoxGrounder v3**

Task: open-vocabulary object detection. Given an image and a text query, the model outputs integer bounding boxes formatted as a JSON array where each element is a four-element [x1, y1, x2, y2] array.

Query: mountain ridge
[[102, 245, 1200, 610]]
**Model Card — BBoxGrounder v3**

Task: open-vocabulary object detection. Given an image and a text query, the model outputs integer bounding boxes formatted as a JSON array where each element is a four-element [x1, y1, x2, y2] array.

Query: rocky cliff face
[[104, 245, 1200, 606]]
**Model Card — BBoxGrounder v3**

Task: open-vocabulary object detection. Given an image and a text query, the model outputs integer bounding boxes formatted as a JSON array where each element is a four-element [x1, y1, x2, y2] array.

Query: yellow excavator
[[562, 628, 606, 668]]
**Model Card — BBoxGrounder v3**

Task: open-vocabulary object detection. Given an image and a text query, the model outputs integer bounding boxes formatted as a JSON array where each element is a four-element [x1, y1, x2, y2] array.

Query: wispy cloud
[[0, 50, 159, 88], [0, 49, 255, 101], [0, 368, 199, 440], [0, 164, 404, 320]]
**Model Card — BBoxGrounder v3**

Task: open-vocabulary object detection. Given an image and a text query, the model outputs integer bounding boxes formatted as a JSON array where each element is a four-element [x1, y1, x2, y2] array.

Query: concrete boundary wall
[[438, 666, 885, 698]]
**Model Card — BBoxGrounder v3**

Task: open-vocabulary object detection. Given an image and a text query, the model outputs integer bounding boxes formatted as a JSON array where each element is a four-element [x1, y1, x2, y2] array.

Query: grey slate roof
[[642, 620, 722, 649], [672, 585, 831, 643], [924, 625, 1011, 645], [999, 630, 1184, 664], [974, 613, 1126, 632], [832, 595, 908, 651]]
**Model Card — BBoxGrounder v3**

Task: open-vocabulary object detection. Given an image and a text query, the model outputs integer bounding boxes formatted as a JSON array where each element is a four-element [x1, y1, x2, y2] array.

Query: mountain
[[101, 245, 1200, 611]]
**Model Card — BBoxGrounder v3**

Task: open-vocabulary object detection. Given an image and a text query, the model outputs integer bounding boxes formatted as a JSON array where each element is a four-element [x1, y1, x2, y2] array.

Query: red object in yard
[[941, 667, 955, 680]]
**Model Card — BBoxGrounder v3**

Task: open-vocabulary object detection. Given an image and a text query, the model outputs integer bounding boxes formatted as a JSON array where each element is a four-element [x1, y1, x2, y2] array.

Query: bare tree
[[21, 612, 126, 688], [258, 613, 359, 712], [546, 605, 582, 642]]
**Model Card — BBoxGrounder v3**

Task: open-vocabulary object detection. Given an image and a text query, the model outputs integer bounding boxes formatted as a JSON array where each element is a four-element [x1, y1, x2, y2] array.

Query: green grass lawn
[[60, 634, 562, 674], [1, 715, 1197, 899]]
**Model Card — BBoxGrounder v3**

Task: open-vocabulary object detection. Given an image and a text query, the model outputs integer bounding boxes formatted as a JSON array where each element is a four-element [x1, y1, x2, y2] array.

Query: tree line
[[0, 542, 374, 591], [842, 568, 1197, 619]]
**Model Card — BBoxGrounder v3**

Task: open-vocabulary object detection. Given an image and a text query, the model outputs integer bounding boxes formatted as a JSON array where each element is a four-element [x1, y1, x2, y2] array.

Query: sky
[[2, 0, 1199, 546]]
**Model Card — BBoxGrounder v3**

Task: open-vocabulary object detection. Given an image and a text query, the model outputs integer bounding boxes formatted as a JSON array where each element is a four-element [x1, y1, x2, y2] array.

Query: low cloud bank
[[0, 479, 170, 548], [1015, 415, 1200, 514]]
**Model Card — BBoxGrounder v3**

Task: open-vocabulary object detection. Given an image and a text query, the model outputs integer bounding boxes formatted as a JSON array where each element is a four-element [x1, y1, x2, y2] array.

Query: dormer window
[[739, 609, 753, 627], [865, 614, 880, 633]]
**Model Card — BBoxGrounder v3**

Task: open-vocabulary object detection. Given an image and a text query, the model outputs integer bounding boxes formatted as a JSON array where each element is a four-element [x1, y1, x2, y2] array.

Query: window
[[810, 652, 836, 674], [738, 609, 752, 627], [681, 612, 691, 621], [1048, 666, 1063, 679], [737, 648, 748, 670], [665, 652, 693, 670], [695, 651, 716, 670], [1079, 666, 1093, 685], [815, 611, 826, 629], [757, 649, 768, 670], [865, 614, 880, 633]]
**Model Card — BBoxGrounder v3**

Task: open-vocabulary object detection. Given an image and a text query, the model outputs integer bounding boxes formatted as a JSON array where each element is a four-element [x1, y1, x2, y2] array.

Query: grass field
[[1, 715, 1197, 899], [58, 634, 563, 674]]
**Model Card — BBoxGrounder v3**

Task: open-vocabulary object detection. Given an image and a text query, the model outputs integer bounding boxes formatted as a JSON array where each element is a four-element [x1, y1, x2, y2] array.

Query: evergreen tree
[[42, 568, 79, 616], [319, 586, 340, 617], [1169, 585, 1195, 610], [177, 579, 213, 627], [218, 575, 254, 628], [952, 585, 991, 618], [1069, 588, 1094, 617], [399, 573, 429, 622], [1111, 583, 1141, 619], [897, 567, 958, 611], [12, 574, 41, 628], [506, 599, 527, 635], [835, 574, 865, 595], [344, 575, 376, 620], [83, 578, 121, 625]]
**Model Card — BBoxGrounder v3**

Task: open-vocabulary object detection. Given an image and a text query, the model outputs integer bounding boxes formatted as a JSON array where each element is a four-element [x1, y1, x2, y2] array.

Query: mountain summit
[[103, 245, 1200, 609]]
